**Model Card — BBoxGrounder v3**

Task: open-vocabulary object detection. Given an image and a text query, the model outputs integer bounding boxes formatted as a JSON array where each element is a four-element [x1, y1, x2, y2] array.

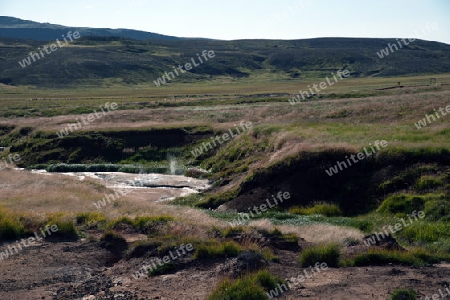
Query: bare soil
[[1, 234, 449, 300]]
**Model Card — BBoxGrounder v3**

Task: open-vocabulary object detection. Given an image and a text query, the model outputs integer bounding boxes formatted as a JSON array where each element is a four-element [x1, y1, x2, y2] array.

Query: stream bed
[[32, 170, 211, 202]]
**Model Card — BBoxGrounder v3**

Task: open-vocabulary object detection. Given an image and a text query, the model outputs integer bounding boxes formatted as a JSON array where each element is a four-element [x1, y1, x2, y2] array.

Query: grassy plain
[[1, 73, 450, 299]]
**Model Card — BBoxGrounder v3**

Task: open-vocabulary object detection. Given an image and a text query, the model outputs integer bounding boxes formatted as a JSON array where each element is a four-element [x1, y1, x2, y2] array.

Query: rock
[[388, 268, 405, 276], [363, 234, 405, 251], [216, 250, 267, 277]]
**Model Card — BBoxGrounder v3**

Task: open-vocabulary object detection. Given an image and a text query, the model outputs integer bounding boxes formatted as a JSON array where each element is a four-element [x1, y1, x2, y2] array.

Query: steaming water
[[31, 170, 210, 202], [169, 159, 177, 175]]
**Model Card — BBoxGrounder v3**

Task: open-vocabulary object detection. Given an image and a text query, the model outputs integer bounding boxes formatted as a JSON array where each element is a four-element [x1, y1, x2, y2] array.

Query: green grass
[[377, 194, 429, 215], [289, 203, 342, 217], [0, 206, 25, 240], [397, 221, 450, 245], [106, 215, 174, 234], [168, 193, 205, 207], [46, 220, 78, 240], [391, 289, 417, 300], [260, 247, 280, 263], [299, 243, 341, 268], [423, 197, 450, 221], [194, 239, 242, 259], [267, 213, 373, 232], [207, 270, 286, 300], [125, 235, 244, 261], [126, 240, 161, 259], [259, 228, 299, 244], [75, 212, 107, 228], [134, 216, 174, 233], [0, 207, 79, 241], [345, 248, 443, 267], [222, 226, 246, 238], [107, 216, 135, 228], [197, 188, 240, 209], [415, 175, 444, 191], [148, 261, 175, 276]]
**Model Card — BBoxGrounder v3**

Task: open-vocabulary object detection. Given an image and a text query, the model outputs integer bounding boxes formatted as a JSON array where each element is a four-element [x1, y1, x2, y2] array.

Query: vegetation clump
[[194, 239, 242, 259], [289, 203, 342, 217], [207, 270, 285, 300], [299, 243, 341, 268], [391, 289, 417, 300]]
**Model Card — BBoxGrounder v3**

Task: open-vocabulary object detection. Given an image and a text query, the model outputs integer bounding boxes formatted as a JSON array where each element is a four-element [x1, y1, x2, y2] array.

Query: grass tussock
[[299, 243, 341, 268], [126, 239, 161, 259], [148, 261, 175, 276], [346, 248, 444, 267], [197, 188, 240, 209], [259, 228, 299, 244], [415, 175, 444, 191], [0, 205, 25, 240], [194, 239, 242, 259], [260, 247, 280, 263], [207, 270, 285, 300], [289, 203, 342, 217], [44, 212, 78, 240], [396, 221, 450, 253], [377, 194, 426, 215], [0, 206, 78, 241], [221, 226, 246, 237], [99, 230, 128, 254], [391, 289, 417, 300], [106, 215, 174, 234], [47, 220, 78, 240], [76, 212, 107, 228]]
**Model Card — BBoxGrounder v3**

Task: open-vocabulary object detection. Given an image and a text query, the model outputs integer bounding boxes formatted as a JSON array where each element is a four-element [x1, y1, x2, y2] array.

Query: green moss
[[415, 175, 444, 191], [197, 188, 240, 209], [423, 198, 450, 221]]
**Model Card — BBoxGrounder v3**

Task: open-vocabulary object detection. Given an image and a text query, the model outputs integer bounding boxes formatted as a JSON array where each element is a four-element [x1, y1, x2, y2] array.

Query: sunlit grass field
[[1, 73, 449, 118], [1, 73, 450, 263]]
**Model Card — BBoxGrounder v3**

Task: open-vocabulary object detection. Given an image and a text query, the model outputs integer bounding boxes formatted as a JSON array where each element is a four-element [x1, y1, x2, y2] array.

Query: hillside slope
[[0, 16, 180, 41], [0, 17, 449, 87]]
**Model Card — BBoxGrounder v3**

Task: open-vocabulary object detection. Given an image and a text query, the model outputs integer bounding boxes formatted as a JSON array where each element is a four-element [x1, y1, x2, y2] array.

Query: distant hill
[[0, 16, 180, 41], [0, 16, 450, 87]]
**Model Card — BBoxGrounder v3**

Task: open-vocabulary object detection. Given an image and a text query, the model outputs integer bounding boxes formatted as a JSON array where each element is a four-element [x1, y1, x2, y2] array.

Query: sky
[[1, 0, 449, 44]]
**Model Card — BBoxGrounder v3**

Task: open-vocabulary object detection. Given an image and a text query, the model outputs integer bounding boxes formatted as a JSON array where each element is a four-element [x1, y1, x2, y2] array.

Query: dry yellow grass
[[1, 77, 448, 248], [279, 224, 363, 245], [0, 167, 364, 244], [248, 219, 363, 245], [0, 168, 226, 229], [2, 89, 449, 150], [0, 168, 108, 215]]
